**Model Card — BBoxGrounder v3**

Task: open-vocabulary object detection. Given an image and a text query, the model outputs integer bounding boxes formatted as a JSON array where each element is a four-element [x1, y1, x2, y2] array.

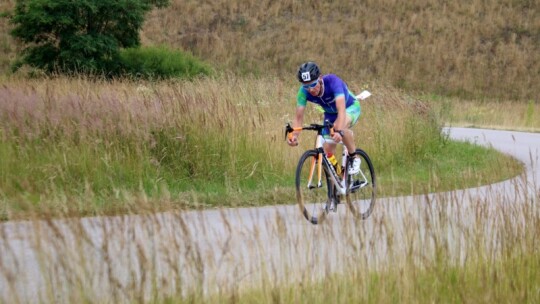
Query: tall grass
[[423, 94, 540, 132], [0, 76, 522, 219], [0, 174, 538, 303], [0, 76, 291, 216], [118, 0, 540, 100]]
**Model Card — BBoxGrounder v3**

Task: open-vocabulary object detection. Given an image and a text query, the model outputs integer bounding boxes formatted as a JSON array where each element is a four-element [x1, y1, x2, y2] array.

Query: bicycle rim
[[346, 149, 376, 219], [296, 150, 331, 225]]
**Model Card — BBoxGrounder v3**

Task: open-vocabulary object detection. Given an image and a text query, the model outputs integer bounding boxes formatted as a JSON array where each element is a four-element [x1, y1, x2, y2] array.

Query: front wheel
[[296, 150, 332, 225], [346, 149, 376, 219]]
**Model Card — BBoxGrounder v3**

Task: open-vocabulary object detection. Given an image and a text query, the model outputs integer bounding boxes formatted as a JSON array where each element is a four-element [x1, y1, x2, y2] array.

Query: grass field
[[0, 76, 523, 220], [2, 174, 536, 303], [0, 1, 537, 303], [424, 94, 540, 132], [1, 0, 539, 100]]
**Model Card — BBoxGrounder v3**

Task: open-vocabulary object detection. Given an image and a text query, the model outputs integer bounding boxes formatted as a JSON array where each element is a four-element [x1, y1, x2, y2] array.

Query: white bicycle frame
[[317, 136, 348, 195], [307, 90, 372, 196], [308, 91, 371, 195]]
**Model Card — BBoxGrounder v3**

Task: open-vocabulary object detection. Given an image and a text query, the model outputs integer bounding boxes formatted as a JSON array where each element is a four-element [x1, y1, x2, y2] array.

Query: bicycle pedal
[[323, 201, 337, 213], [329, 201, 337, 212], [350, 180, 368, 193]]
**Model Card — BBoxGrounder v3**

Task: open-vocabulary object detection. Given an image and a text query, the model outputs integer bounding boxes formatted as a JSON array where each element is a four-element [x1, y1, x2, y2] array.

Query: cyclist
[[287, 61, 361, 175]]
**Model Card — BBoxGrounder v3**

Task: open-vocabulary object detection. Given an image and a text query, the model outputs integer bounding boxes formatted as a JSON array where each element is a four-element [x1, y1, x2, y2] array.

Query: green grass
[[0, 77, 524, 220], [0, 126, 521, 219], [120, 45, 212, 79], [377, 139, 522, 197], [0, 79, 532, 303]]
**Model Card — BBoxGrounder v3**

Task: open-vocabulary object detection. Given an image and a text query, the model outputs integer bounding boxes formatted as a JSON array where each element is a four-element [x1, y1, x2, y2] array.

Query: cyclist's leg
[[343, 100, 362, 174], [322, 112, 338, 155], [341, 100, 361, 154], [347, 100, 362, 127]]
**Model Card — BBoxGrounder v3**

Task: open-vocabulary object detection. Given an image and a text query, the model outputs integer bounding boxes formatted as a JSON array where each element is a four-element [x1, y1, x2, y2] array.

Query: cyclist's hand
[[331, 132, 342, 143], [287, 134, 299, 146]]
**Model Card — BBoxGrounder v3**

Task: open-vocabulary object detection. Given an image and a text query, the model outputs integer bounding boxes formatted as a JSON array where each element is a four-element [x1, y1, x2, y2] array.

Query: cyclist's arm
[[288, 88, 309, 146], [294, 88, 308, 128], [333, 95, 347, 131], [293, 106, 305, 133], [287, 105, 305, 146]]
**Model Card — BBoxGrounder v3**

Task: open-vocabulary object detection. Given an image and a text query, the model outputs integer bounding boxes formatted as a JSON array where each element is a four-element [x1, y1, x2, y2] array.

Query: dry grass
[[0, 1, 537, 302], [0, 75, 294, 217], [121, 0, 540, 100], [1, 75, 522, 219], [0, 173, 538, 303], [1, 0, 538, 100], [426, 95, 540, 132]]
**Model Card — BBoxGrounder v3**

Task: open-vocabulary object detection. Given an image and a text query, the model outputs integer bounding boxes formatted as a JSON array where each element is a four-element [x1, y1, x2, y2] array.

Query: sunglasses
[[302, 79, 319, 89]]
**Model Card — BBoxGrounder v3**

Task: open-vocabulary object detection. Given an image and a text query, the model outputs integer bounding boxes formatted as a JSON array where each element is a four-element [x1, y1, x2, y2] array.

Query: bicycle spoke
[[346, 149, 376, 219], [296, 150, 331, 224], [289, 122, 376, 223]]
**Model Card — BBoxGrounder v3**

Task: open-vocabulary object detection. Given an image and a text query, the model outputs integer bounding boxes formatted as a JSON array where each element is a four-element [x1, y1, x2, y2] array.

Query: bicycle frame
[[287, 122, 350, 195], [314, 135, 348, 195], [286, 90, 376, 223]]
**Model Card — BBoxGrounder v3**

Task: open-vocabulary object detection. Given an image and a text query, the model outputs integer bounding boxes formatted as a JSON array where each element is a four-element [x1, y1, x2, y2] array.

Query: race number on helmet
[[297, 62, 320, 83]]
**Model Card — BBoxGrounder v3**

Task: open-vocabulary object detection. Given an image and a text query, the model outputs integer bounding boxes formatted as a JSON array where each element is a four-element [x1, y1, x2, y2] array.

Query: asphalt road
[[0, 127, 538, 303]]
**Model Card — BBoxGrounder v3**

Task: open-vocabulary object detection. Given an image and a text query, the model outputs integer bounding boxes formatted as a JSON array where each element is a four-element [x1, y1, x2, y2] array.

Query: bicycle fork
[[306, 152, 347, 195], [306, 153, 323, 189]]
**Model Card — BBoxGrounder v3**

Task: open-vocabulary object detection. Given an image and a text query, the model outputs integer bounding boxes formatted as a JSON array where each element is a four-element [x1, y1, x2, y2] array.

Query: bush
[[119, 46, 212, 79], [9, 0, 168, 76]]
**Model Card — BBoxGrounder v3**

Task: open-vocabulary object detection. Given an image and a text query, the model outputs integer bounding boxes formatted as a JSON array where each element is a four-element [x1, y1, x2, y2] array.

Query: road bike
[[285, 91, 376, 225]]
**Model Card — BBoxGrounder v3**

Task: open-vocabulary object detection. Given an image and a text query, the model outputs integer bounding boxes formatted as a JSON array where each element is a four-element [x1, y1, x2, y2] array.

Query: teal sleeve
[[347, 89, 356, 99], [296, 87, 307, 107]]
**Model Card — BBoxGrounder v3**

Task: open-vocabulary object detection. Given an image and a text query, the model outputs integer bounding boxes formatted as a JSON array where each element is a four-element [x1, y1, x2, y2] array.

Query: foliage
[[9, 0, 169, 75], [119, 46, 212, 79]]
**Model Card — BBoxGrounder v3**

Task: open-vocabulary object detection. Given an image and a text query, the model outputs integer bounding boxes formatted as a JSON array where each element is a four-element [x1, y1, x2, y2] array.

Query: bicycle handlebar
[[285, 90, 372, 140], [284, 120, 335, 140]]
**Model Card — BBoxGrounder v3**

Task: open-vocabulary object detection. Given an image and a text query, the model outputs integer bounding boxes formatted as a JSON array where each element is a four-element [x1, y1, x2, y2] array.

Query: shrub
[[9, 0, 168, 76], [119, 46, 212, 79]]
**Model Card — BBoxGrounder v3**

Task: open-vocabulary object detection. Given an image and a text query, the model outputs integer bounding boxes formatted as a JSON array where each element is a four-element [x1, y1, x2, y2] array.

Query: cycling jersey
[[296, 74, 357, 113]]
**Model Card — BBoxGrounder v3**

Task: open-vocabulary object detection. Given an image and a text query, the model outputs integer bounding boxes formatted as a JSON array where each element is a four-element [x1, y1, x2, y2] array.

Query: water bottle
[[327, 153, 341, 175]]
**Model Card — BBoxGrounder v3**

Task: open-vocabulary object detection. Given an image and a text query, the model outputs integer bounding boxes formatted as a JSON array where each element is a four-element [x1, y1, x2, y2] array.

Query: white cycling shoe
[[348, 157, 361, 175]]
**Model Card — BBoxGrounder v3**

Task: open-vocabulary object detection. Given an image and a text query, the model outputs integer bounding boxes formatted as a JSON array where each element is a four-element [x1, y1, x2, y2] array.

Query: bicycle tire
[[295, 150, 332, 225], [346, 149, 376, 219]]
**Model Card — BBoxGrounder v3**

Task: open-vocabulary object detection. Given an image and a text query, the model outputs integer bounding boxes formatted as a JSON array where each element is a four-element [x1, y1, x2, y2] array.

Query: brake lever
[[284, 123, 293, 140]]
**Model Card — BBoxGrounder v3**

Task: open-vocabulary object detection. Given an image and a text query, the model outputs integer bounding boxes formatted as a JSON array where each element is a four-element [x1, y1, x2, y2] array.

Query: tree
[[10, 0, 169, 75]]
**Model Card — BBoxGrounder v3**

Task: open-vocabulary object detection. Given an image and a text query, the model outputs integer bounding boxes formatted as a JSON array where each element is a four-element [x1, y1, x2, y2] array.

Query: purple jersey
[[296, 74, 357, 114]]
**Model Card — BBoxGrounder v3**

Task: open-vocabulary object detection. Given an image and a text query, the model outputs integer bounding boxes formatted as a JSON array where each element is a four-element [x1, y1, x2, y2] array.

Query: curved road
[[0, 127, 539, 303]]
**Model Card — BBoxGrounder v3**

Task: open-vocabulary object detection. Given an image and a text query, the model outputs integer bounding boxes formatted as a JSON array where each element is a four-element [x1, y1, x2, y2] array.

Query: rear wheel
[[295, 150, 332, 225], [346, 149, 376, 219]]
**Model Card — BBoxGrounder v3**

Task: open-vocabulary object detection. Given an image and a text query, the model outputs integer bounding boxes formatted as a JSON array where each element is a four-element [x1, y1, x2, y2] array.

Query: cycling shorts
[[322, 100, 361, 137]]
